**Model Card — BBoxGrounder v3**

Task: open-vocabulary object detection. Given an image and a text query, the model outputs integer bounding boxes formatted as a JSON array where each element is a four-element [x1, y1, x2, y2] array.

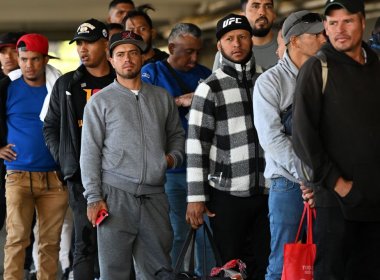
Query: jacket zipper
[[135, 93, 147, 184]]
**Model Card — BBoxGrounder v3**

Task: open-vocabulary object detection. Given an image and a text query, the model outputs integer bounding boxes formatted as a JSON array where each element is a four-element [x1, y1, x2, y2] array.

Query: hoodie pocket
[[102, 149, 124, 170], [348, 162, 380, 207]]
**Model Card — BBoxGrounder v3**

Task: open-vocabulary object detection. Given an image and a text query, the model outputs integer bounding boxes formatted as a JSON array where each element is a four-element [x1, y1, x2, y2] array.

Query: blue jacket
[[141, 61, 211, 133]]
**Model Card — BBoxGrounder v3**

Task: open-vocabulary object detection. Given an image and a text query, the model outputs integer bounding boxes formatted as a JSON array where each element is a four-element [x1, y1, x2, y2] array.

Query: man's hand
[[166, 154, 175, 169], [300, 184, 315, 208], [186, 202, 215, 229], [334, 177, 353, 198], [87, 200, 108, 227], [175, 93, 194, 107], [0, 144, 17, 162]]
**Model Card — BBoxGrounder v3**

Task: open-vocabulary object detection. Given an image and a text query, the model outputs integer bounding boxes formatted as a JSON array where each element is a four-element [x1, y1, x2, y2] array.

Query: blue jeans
[[265, 177, 304, 280], [165, 172, 215, 276]]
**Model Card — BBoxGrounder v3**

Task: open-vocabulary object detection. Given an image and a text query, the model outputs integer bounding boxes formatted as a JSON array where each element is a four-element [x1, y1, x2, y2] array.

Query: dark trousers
[[314, 206, 380, 280], [68, 180, 99, 280], [207, 188, 270, 280]]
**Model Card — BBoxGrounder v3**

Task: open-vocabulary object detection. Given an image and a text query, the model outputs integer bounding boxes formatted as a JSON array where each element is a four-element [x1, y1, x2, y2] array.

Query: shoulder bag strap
[[306, 204, 317, 245], [203, 223, 223, 267], [315, 51, 328, 94], [162, 60, 191, 94], [295, 203, 316, 244], [294, 203, 307, 243], [173, 227, 196, 274]]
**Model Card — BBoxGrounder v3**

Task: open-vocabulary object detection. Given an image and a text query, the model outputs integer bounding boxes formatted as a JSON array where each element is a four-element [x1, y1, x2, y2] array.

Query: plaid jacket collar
[[220, 52, 256, 80]]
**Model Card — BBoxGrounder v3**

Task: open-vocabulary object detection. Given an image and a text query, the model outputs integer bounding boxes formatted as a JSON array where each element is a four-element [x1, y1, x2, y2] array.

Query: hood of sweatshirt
[[277, 50, 299, 79], [321, 41, 379, 66]]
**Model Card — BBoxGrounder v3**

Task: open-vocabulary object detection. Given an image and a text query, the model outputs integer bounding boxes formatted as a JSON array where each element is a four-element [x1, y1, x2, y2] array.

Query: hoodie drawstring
[[29, 172, 33, 195]]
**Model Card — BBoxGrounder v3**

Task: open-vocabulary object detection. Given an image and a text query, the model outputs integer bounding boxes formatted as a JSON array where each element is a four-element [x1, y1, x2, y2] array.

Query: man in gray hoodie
[[80, 30, 185, 279], [253, 11, 326, 280]]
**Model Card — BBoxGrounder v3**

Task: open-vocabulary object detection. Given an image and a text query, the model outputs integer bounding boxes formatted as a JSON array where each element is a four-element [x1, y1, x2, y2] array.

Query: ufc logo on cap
[[223, 18, 242, 28]]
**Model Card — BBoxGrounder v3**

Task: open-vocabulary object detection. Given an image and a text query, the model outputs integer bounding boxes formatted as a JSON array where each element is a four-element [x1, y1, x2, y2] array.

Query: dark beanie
[[216, 14, 252, 41]]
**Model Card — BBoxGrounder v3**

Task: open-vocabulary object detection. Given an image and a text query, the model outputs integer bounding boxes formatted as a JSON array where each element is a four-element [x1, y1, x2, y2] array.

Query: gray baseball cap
[[282, 10, 324, 45]]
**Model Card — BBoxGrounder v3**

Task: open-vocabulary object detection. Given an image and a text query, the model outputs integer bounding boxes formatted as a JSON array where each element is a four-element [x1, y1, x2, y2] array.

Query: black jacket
[[293, 42, 380, 221], [0, 77, 11, 188], [43, 64, 115, 182], [0, 71, 6, 80], [143, 48, 169, 65]]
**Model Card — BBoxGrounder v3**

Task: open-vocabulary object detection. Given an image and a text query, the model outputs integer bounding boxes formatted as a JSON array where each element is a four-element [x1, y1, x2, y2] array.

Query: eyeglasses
[[284, 13, 323, 37]]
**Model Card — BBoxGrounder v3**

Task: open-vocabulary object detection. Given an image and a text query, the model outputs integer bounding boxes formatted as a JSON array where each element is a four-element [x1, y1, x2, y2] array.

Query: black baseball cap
[[0, 32, 26, 50], [216, 14, 252, 41], [69, 18, 108, 44], [109, 31, 147, 56], [325, 0, 365, 16]]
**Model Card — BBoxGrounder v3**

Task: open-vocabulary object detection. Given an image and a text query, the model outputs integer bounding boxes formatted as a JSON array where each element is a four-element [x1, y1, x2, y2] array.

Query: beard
[[117, 68, 140, 80], [220, 46, 252, 65], [252, 26, 272, 37]]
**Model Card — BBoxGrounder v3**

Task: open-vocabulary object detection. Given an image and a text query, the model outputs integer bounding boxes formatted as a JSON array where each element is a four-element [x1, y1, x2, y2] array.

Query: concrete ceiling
[[0, 0, 239, 41], [1, 0, 380, 42]]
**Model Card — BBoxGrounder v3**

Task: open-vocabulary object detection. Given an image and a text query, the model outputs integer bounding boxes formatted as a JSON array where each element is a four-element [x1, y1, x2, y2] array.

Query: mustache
[[123, 62, 135, 67], [335, 35, 350, 40], [255, 16, 268, 24]]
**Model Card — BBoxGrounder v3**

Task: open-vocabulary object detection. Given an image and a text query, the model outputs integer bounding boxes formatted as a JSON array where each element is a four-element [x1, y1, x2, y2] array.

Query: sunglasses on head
[[122, 31, 137, 39], [285, 13, 323, 37]]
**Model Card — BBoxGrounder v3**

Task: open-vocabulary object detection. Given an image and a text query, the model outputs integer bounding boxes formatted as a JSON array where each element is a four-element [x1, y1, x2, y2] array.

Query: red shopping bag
[[281, 203, 316, 280]]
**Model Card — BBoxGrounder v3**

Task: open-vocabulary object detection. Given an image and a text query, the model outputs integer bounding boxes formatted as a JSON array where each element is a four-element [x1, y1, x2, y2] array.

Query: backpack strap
[[315, 51, 328, 94]]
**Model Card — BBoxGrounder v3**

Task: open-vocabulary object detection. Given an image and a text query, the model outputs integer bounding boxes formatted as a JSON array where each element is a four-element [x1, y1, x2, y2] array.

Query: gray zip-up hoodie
[[80, 80, 185, 204], [253, 51, 299, 182]]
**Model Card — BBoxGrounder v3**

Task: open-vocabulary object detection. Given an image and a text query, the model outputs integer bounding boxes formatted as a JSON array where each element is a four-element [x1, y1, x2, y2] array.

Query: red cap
[[16, 33, 58, 59]]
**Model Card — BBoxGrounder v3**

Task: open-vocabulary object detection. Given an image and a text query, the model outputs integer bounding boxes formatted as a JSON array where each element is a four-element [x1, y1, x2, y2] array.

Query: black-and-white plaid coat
[[186, 54, 266, 202]]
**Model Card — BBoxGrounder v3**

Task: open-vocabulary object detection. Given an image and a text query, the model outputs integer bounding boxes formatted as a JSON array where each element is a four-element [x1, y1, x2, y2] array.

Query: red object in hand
[[95, 209, 109, 226], [281, 203, 316, 280]]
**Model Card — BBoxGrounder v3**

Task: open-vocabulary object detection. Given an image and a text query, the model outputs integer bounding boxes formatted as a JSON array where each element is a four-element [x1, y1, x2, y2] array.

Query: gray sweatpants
[[97, 183, 173, 280]]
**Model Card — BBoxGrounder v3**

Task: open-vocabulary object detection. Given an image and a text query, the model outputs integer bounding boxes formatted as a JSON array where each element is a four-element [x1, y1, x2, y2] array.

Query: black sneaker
[[61, 267, 72, 280], [28, 271, 37, 280]]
